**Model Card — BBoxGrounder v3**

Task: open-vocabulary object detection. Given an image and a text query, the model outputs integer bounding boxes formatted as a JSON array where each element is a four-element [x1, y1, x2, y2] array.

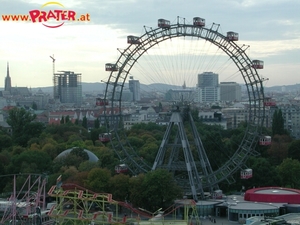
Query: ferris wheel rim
[[104, 18, 265, 186]]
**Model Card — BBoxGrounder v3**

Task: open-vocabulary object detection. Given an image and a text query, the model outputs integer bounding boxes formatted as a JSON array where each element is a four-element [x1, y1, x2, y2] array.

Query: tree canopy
[[0, 106, 299, 211], [6, 107, 43, 146], [272, 109, 285, 135]]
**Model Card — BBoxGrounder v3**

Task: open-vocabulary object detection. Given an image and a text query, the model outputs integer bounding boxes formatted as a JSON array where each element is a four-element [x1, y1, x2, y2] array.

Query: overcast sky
[[0, 0, 299, 89]]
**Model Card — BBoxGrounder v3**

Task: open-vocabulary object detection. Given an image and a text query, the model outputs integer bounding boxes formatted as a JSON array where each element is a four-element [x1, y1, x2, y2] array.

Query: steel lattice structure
[[103, 17, 265, 200], [47, 183, 200, 225], [0, 174, 48, 225]]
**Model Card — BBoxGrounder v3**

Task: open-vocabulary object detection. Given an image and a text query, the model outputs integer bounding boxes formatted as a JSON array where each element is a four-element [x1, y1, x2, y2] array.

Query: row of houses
[[2, 99, 300, 139], [0, 103, 255, 131]]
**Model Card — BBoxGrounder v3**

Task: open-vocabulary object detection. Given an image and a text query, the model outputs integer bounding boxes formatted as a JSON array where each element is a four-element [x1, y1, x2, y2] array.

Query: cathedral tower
[[4, 62, 12, 93]]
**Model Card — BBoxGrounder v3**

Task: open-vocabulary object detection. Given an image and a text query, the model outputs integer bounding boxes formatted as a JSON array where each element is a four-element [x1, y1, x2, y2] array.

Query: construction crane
[[50, 55, 58, 100]]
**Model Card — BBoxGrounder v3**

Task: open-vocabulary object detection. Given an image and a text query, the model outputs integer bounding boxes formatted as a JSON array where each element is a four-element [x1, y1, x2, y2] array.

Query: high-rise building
[[196, 72, 220, 103], [219, 82, 241, 101], [54, 71, 82, 105], [129, 76, 141, 102], [198, 72, 219, 88], [4, 62, 11, 92]]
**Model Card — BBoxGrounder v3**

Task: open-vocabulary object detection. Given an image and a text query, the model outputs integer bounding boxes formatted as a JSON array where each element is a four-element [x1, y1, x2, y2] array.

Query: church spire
[[182, 80, 186, 89], [5, 62, 12, 92], [7, 62, 9, 77]]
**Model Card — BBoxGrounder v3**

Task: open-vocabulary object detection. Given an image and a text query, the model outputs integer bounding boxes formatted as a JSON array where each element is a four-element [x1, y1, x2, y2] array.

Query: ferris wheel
[[103, 16, 266, 200]]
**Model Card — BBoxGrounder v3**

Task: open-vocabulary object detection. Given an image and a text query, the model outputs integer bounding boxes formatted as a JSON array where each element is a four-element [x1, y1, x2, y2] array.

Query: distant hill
[[264, 84, 300, 93], [31, 82, 107, 94], [22, 82, 300, 95], [31, 82, 181, 94]]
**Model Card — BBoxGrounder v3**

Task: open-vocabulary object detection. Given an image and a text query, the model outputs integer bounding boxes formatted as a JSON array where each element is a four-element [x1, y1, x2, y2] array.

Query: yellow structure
[[47, 183, 201, 225]]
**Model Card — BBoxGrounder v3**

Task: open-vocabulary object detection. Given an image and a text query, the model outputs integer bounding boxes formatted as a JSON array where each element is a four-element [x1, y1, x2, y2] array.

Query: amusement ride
[[0, 174, 200, 225], [103, 16, 267, 201]]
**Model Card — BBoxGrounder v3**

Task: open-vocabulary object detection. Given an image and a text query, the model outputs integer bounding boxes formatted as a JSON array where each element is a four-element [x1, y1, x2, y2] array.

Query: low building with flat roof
[[244, 187, 300, 204], [213, 187, 300, 223]]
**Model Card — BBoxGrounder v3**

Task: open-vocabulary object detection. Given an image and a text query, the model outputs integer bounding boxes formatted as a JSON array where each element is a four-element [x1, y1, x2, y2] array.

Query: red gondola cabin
[[259, 136, 271, 146], [99, 133, 111, 143], [127, 35, 141, 44], [252, 60, 264, 69], [227, 31, 239, 41], [96, 98, 108, 106], [241, 169, 253, 179], [193, 17, 205, 27], [115, 164, 128, 173], [211, 190, 223, 199], [105, 63, 118, 71], [264, 97, 276, 107], [158, 19, 170, 28]]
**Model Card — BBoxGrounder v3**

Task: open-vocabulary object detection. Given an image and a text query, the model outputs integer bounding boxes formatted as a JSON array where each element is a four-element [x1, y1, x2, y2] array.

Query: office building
[[196, 72, 220, 103], [129, 76, 141, 102], [219, 82, 241, 101], [54, 71, 82, 105]]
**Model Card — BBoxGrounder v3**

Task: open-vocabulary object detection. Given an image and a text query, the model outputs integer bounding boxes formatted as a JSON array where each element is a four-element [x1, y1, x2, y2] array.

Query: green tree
[[65, 115, 70, 123], [11, 145, 26, 155], [70, 147, 89, 161], [108, 173, 130, 201], [277, 158, 300, 188], [42, 142, 59, 160], [272, 109, 285, 135], [94, 118, 100, 128], [54, 147, 90, 170], [32, 102, 38, 110], [90, 128, 101, 145], [8, 149, 52, 174], [7, 108, 36, 135], [139, 142, 158, 163], [0, 133, 12, 150], [211, 105, 222, 109], [267, 134, 291, 165], [94, 147, 116, 170], [82, 116, 88, 129], [0, 163, 6, 192], [44, 123, 89, 143], [26, 122, 45, 137], [60, 116, 65, 124], [129, 169, 182, 211], [6, 108, 43, 147], [78, 161, 98, 172], [191, 109, 200, 122], [127, 136, 144, 148], [288, 140, 300, 161], [86, 168, 111, 192], [129, 173, 146, 208], [243, 157, 281, 189], [63, 166, 79, 178]]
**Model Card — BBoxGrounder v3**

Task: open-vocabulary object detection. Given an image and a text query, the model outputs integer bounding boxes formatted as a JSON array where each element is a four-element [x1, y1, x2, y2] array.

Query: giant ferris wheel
[[103, 16, 266, 201]]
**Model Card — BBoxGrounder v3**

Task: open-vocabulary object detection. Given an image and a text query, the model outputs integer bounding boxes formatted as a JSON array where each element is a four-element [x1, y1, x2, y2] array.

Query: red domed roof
[[244, 187, 300, 204]]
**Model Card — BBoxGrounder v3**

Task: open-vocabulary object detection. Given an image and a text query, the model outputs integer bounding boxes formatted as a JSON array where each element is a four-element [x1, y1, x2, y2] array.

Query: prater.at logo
[[29, 2, 89, 28]]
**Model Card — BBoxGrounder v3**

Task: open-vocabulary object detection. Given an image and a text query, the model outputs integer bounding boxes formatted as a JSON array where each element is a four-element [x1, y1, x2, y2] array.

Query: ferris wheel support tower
[[152, 104, 219, 200]]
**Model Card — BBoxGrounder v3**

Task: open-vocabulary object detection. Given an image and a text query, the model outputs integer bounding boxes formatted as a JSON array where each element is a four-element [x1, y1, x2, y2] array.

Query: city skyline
[[0, 0, 299, 89]]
